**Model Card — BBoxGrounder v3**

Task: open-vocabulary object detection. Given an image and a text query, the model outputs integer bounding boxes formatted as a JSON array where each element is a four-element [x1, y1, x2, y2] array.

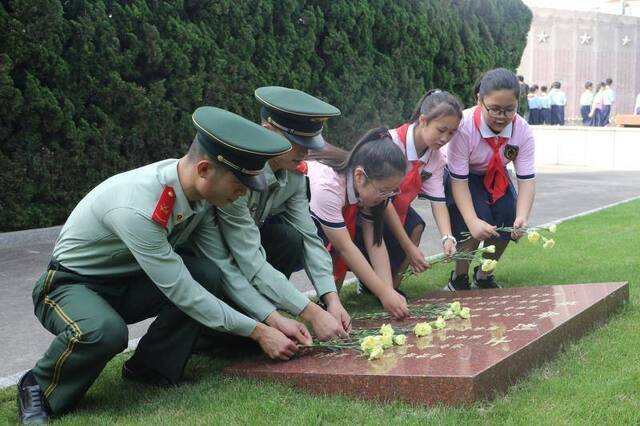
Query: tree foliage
[[0, 0, 531, 230]]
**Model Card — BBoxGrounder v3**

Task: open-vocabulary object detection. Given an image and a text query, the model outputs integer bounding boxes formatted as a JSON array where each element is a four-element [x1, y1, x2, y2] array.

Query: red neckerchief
[[329, 204, 359, 281], [473, 106, 516, 204], [391, 123, 424, 224]]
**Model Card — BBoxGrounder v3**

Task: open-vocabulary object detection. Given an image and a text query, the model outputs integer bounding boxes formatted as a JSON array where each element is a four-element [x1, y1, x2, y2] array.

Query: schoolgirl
[[307, 129, 409, 319], [549, 81, 567, 125], [579, 81, 594, 125], [384, 89, 462, 288], [444, 68, 536, 291], [527, 85, 540, 125], [539, 85, 551, 125]]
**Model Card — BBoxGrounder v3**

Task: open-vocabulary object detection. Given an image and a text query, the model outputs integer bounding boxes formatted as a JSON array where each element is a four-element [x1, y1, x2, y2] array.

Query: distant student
[[539, 86, 551, 125], [579, 81, 594, 125], [445, 68, 535, 291], [307, 129, 409, 319], [549, 81, 567, 125], [602, 78, 615, 125], [590, 82, 606, 126], [517, 75, 529, 118], [384, 89, 462, 288], [527, 85, 540, 125]]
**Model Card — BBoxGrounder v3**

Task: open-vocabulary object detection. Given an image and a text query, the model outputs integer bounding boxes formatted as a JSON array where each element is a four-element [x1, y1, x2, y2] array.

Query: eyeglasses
[[482, 101, 518, 118], [362, 169, 401, 198]]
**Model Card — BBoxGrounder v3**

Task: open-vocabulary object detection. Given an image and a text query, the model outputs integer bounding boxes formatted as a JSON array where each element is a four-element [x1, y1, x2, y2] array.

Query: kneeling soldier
[[17, 107, 302, 423], [216, 87, 351, 340]]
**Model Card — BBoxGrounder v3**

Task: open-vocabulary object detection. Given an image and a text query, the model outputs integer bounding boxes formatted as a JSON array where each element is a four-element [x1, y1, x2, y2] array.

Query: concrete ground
[[1, 165, 640, 379]]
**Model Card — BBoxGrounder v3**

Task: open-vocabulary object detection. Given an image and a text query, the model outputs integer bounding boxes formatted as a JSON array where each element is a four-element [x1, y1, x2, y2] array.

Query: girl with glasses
[[383, 89, 463, 290], [306, 129, 409, 319], [445, 68, 536, 291]]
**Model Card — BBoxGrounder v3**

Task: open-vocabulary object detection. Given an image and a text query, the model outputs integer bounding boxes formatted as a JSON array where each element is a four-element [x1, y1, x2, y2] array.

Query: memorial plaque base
[[223, 283, 628, 406]]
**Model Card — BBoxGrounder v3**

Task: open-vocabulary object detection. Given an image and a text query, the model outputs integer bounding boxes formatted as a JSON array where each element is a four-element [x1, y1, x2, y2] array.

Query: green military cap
[[192, 106, 291, 192], [255, 86, 341, 150]]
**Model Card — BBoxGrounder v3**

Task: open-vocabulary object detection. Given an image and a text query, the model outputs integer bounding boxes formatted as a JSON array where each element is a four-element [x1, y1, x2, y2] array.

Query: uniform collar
[[405, 122, 431, 163], [479, 110, 513, 139], [263, 162, 289, 190], [346, 169, 358, 205], [158, 160, 201, 223]]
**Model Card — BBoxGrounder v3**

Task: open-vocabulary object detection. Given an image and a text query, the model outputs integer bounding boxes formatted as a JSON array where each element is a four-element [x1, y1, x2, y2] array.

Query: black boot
[[17, 370, 50, 424]]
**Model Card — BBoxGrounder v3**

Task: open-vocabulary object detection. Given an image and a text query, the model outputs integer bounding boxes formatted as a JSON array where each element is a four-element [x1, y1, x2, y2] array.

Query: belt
[[47, 258, 76, 274]]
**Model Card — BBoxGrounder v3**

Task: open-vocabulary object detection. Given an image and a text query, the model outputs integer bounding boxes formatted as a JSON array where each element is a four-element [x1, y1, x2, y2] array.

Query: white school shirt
[[388, 123, 446, 202], [580, 91, 594, 107], [549, 89, 567, 106], [603, 88, 615, 106]]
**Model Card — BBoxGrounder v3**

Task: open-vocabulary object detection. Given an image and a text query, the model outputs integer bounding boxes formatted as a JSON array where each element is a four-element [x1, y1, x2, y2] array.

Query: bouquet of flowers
[[461, 223, 558, 249], [301, 301, 472, 360], [403, 244, 500, 279]]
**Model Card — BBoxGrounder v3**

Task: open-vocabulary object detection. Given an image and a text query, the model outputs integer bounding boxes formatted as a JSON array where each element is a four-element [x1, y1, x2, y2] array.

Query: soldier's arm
[[102, 207, 257, 337], [281, 175, 336, 298], [215, 196, 311, 316]]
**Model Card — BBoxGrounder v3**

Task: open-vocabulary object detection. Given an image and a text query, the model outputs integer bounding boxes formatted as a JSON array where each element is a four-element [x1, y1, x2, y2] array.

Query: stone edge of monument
[[224, 282, 629, 406]]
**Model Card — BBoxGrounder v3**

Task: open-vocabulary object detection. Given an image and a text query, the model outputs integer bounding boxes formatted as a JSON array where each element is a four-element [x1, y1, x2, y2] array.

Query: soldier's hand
[[265, 312, 312, 346], [300, 302, 349, 341], [250, 323, 298, 361], [323, 292, 352, 333]]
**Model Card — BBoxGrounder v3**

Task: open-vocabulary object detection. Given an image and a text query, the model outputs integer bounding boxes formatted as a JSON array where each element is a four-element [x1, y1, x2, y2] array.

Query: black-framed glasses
[[362, 169, 401, 198], [482, 101, 518, 118]]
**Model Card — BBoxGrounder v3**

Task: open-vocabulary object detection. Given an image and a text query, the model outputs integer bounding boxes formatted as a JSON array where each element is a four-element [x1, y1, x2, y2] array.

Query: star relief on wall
[[536, 31, 549, 43], [580, 33, 592, 45]]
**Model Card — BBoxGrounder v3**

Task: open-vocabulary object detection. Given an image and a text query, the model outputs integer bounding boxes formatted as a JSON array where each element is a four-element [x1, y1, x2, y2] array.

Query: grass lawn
[[2, 200, 639, 425]]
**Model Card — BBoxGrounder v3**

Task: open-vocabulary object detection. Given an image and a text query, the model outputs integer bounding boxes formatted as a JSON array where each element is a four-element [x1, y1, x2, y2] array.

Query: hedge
[[0, 0, 531, 231]]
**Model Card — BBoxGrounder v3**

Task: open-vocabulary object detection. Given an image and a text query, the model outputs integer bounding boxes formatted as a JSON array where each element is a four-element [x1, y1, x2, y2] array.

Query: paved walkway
[[1, 166, 640, 379]]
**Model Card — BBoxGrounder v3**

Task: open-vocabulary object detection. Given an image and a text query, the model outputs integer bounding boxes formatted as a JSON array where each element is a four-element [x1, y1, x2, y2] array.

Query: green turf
[[3, 199, 639, 425]]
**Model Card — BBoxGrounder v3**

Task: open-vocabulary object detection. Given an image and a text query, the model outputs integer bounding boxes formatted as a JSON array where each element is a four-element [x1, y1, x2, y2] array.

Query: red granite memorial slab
[[224, 282, 628, 406]]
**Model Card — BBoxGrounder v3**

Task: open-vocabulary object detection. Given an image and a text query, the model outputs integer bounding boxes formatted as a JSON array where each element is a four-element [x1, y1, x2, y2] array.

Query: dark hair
[[517, 75, 524, 82], [409, 89, 463, 122], [477, 68, 520, 100], [529, 85, 538, 93], [187, 135, 227, 171], [605, 78, 613, 85], [309, 127, 407, 245], [540, 85, 548, 93], [585, 80, 593, 89], [551, 81, 561, 89]]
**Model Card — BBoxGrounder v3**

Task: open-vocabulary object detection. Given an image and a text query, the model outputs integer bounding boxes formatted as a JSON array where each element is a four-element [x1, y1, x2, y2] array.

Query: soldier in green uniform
[[17, 107, 309, 424], [215, 87, 351, 340]]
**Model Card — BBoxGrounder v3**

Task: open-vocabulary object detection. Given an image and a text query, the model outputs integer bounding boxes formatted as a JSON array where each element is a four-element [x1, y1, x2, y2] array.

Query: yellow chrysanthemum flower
[[433, 316, 447, 329], [393, 334, 407, 346], [450, 301, 461, 314], [443, 309, 456, 320], [379, 323, 394, 337], [548, 224, 557, 233], [368, 346, 384, 360], [381, 333, 394, 349], [481, 259, 497, 272], [485, 245, 496, 253], [459, 307, 471, 319], [360, 336, 378, 353], [543, 238, 555, 249], [527, 231, 541, 243], [414, 322, 432, 337]]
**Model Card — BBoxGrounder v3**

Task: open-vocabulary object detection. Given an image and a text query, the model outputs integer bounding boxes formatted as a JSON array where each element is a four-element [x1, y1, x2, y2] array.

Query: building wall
[[517, 7, 640, 121]]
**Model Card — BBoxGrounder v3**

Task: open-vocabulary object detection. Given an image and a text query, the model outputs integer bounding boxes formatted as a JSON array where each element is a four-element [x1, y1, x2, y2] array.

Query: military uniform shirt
[[217, 164, 336, 313], [53, 159, 277, 337]]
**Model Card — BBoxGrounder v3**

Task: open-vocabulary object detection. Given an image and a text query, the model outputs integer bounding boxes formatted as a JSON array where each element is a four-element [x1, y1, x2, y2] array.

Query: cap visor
[[231, 170, 268, 192], [283, 132, 325, 151]]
